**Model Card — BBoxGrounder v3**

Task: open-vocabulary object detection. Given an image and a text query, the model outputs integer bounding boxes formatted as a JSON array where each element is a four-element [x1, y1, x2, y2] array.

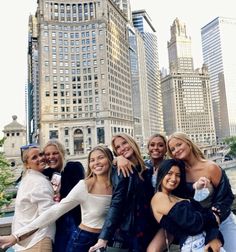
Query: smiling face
[[168, 138, 192, 161], [161, 165, 181, 194], [148, 136, 167, 161], [24, 148, 46, 173], [89, 150, 111, 177], [44, 145, 63, 171], [113, 136, 134, 160]]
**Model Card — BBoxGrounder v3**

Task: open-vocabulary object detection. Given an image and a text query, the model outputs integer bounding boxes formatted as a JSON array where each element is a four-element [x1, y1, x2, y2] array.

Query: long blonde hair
[[167, 132, 206, 160], [86, 145, 113, 192], [111, 133, 146, 173]]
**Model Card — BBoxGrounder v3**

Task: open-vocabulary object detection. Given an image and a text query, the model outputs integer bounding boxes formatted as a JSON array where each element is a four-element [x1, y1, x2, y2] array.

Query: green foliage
[[224, 136, 236, 158], [0, 138, 14, 212]]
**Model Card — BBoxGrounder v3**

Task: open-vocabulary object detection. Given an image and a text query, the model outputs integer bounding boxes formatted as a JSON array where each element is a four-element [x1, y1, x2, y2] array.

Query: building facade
[[201, 17, 236, 139], [28, 0, 134, 156], [162, 18, 216, 144], [132, 10, 164, 137], [128, 25, 150, 149], [2, 115, 26, 167]]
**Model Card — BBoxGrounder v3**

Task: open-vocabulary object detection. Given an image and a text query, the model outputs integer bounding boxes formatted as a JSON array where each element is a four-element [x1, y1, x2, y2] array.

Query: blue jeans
[[66, 227, 100, 252], [219, 212, 236, 251], [181, 233, 205, 252], [53, 213, 77, 252], [181, 233, 226, 252]]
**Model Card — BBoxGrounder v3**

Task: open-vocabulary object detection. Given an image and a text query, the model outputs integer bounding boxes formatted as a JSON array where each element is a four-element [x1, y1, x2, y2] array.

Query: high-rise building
[[161, 18, 216, 144], [27, 0, 134, 156], [132, 10, 164, 137], [128, 25, 150, 148], [201, 17, 236, 139]]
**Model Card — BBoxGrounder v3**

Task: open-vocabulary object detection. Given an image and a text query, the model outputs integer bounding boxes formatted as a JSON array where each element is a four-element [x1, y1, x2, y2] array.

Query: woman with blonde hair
[[89, 133, 155, 252], [2, 145, 55, 252], [167, 132, 236, 251], [0, 146, 113, 252], [42, 140, 84, 252]]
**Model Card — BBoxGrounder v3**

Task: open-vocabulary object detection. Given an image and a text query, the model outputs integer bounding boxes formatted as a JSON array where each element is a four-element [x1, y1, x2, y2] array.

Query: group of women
[[0, 132, 235, 252]]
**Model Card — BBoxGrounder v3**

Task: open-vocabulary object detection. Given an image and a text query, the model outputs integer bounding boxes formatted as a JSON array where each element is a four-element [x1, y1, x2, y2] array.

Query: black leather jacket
[[211, 169, 234, 222], [186, 169, 234, 222], [99, 165, 154, 247]]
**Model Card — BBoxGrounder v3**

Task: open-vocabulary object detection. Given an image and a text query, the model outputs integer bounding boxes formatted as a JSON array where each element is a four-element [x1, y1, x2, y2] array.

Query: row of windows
[[53, 104, 100, 113], [5, 132, 20, 137], [47, 2, 97, 22]]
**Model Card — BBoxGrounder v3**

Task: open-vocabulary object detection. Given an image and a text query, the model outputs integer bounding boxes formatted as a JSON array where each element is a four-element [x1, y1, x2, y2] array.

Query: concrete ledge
[[0, 216, 12, 235]]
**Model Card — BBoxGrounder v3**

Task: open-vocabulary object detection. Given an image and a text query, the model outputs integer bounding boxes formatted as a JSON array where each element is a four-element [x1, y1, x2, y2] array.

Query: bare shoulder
[[205, 160, 222, 186], [151, 192, 172, 215]]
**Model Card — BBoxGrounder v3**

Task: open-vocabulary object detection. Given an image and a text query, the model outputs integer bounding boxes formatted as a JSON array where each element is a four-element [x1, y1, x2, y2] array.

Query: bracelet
[[12, 234, 19, 243]]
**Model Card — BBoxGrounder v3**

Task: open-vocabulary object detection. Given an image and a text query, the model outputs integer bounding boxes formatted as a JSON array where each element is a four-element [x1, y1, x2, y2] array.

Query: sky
[[1, 0, 236, 138]]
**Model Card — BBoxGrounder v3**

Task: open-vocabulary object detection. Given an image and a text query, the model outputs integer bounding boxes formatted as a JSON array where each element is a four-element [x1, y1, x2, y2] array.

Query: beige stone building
[[161, 18, 216, 144], [28, 0, 134, 157]]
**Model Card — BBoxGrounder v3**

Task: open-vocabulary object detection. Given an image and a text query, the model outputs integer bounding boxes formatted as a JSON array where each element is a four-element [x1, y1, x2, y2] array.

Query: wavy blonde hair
[[167, 132, 205, 160], [111, 133, 146, 173], [86, 145, 113, 192]]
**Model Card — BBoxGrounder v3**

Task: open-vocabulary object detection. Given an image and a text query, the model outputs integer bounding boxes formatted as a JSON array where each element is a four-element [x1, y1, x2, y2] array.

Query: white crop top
[[80, 180, 112, 228], [14, 180, 112, 238]]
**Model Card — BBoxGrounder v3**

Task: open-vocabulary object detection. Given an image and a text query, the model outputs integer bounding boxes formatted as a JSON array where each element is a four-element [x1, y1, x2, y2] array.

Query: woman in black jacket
[[89, 133, 155, 252], [151, 159, 225, 252], [42, 140, 85, 252]]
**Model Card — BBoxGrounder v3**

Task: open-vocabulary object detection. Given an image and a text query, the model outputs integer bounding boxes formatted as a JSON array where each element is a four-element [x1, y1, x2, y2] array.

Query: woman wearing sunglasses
[[8, 145, 55, 251]]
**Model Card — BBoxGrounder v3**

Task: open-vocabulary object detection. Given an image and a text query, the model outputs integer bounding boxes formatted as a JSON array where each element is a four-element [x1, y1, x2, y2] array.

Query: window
[[49, 130, 58, 139]]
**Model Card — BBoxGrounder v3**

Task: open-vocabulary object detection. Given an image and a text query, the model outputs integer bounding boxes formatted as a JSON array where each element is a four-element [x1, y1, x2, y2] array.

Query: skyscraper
[[161, 18, 216, 144], [201, 17, 236, 139], [27, 0, 134, 156], [128, 25, 151, 148], [132, 10, 164, 136]]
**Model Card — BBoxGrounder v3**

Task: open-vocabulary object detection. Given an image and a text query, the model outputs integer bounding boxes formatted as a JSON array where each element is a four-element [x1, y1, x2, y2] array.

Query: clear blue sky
[[1, 0, 236, 137]]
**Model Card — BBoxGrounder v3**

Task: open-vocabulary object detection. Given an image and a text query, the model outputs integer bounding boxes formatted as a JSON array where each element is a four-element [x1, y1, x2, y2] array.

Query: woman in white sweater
[[10, 145, 55, 252]]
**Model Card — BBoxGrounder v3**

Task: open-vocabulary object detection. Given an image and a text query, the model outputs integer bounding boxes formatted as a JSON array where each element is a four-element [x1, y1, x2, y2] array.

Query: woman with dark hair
[[167, 132, 236, 251], [145, 133, 167, 189], [151, 159, 225, 252], [0, 146, 113, 252]]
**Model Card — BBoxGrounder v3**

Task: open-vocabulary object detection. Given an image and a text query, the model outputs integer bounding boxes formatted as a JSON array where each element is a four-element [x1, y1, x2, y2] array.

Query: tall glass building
[[132, 10, 164, 136], [201, 17, 236, 139]]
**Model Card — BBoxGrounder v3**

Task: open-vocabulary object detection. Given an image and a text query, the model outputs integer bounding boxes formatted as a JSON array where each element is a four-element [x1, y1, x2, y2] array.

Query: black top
[[43, 161, 85, 225], [159, 199, 223, 247], [99, 166, 155, 251]]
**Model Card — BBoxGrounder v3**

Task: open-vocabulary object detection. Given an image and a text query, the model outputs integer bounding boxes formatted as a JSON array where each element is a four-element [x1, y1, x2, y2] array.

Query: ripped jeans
[[181, 233, 226, 252], [181, 233, 205, 252]]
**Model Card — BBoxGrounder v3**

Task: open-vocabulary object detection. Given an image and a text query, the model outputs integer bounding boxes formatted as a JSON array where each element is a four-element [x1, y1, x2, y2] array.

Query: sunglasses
[[20, 143, 39, 162]]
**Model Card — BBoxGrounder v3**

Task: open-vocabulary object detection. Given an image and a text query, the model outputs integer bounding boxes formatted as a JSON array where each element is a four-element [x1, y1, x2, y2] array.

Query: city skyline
[[1, 0, 236, 137]]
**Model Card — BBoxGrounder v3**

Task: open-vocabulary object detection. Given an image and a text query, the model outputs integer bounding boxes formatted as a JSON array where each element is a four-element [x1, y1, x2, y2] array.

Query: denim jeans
[[219, 212, 236, 251], [181, 233, 205, 252], [53, 213, 77, 252], [181, 233, 226, 252], [66, 227, 99, 252]]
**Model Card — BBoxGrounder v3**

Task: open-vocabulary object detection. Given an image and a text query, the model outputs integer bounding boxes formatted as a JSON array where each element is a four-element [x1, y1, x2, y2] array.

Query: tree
[[0, 138, 14, 212], [224, 136, 236, 158]]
